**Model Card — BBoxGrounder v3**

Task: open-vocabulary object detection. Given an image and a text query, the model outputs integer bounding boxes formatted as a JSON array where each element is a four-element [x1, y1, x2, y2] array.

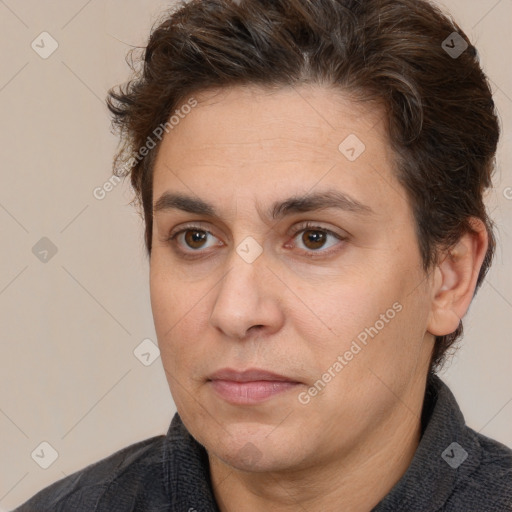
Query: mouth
[[207, 368, 302, 405]]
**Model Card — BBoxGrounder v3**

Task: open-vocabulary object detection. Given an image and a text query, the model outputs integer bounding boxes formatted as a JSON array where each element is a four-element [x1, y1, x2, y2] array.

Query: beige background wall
[[1, 0, 511, 509]]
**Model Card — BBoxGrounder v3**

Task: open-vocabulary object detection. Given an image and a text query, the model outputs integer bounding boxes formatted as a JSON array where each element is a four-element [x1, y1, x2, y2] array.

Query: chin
[[214, 446, 290, 473], [207, 428, 307, 473]]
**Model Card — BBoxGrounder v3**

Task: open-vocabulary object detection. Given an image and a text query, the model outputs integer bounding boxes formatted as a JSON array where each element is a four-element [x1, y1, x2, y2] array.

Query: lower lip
[[209, 380, 300, 404]]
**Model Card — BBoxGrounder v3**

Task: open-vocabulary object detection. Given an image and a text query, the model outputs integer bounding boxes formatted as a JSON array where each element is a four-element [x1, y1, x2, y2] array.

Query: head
[[107, 0, 498, 473]]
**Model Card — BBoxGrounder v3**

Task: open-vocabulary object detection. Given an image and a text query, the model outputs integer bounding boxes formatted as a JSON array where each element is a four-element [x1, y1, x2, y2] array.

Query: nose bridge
[[209, 241, 283, 339], [216, 241, 266, 311]]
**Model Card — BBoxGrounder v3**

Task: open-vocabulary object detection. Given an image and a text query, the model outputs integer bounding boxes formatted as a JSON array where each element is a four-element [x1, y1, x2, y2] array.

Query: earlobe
[[427, 305, 462, 337], [427, 218, 488, 337]]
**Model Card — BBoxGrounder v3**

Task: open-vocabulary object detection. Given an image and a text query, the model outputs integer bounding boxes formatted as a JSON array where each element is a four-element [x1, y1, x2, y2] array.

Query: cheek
[[150, 265, 211, 370], [303, 273, 394, 341], [150, 251, 193, 327], [311, 259, 421, 358], [150, 273, 176, 338]]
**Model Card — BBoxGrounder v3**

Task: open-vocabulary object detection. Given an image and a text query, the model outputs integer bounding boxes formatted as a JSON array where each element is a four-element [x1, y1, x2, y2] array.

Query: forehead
[[156, 85, 388, 158], [151, 85, 401, 219], [165, 84, 387, 151]]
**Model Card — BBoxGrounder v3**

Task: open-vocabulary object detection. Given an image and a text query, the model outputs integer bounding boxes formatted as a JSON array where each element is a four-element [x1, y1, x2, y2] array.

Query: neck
[[209, 390, 425, 512]]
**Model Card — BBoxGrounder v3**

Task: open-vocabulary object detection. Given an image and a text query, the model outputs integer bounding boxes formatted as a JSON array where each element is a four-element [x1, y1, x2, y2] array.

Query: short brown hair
[[106, 0, 500, 373]]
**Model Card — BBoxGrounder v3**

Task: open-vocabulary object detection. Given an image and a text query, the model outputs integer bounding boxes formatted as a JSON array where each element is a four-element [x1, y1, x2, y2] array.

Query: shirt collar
[[163, 412, 220, 511], [372, 373, 483, 511]]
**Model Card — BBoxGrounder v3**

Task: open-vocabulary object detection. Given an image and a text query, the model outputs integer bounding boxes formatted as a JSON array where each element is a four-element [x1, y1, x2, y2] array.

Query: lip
[[207, 368, 301, 405], [208, 368, 299, 383]]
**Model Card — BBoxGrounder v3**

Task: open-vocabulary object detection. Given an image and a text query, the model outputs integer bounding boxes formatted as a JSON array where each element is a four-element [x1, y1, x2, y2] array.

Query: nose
[[208, 246, 285, 341]]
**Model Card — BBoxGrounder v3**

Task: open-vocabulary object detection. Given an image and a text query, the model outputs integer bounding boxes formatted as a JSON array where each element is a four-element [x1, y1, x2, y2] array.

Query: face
[[150, 85, 436, 473]]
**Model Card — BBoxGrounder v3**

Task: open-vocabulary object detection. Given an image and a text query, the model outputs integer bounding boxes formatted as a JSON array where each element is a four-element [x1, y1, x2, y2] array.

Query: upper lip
[[208, 368, 299, 383]]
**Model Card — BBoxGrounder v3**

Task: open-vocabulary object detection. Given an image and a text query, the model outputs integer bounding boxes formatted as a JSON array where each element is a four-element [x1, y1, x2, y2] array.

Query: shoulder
[[445, 428, 512, 511], [13, 434, 166, 511]]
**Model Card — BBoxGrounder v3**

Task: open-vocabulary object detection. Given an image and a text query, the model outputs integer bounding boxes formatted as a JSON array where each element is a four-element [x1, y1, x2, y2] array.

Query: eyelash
[[166, 221, 347, 260]]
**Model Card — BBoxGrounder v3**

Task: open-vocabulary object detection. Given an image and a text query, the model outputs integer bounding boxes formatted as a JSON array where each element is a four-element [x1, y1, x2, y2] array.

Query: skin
[[149, 85, 488, 511]]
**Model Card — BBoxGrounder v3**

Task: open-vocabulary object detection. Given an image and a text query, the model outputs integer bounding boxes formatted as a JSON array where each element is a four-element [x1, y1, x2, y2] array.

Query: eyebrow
[[153, 189, 376, 220], [153, 190, 375, 220]]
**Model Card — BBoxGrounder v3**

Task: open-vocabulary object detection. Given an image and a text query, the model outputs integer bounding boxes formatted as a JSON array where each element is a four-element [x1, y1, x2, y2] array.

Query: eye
[[288, 222, 346, 257], [165, 221, 346, 259], [167, 224, 223, 255]]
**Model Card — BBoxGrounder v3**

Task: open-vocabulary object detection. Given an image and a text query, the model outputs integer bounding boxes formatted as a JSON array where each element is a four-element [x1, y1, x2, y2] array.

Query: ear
[[427, 218, 489, 337]]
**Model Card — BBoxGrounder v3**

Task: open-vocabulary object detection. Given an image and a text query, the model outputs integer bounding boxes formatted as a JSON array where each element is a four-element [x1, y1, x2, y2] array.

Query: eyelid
[[287, 221, 347, 239], [167, 221, 215, 239], [167, 223, 224, 249], [166, 221, 347, 258], [285, 221, 347, 258]]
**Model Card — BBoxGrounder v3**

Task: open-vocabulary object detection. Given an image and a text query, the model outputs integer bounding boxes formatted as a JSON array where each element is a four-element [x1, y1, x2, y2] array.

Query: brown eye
[[167, 225, 222, 255], [290, 223, 346, 258]]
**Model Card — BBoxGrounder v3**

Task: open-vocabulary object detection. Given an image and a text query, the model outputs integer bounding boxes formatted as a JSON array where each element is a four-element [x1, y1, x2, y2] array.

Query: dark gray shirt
[[13, 374, 512, 511]]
